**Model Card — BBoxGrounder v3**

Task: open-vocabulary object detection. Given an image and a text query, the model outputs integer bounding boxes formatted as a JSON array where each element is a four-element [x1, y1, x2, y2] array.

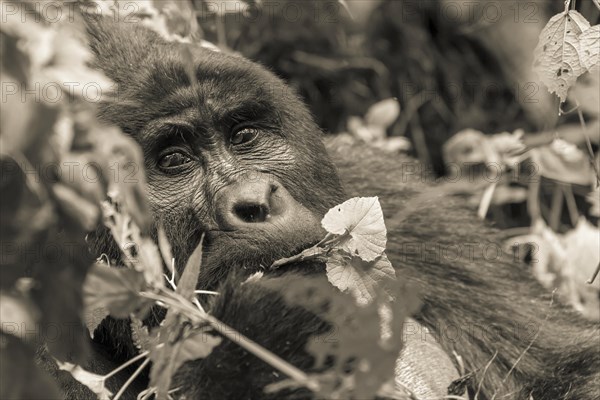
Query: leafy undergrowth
[[0, 2, 419, 399], [1, 1, 599, 400], [441, 0, 600, 320], [71, 194, 419, 400]]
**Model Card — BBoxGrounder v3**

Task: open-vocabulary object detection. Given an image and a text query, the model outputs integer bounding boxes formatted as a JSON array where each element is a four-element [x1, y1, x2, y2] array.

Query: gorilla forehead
[[145, 49, 290, 113], [88, 19, 309, 137]]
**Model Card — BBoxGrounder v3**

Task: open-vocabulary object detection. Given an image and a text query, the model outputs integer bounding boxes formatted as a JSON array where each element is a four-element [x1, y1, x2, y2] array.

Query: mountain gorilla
[[52, 16, 599, 400]]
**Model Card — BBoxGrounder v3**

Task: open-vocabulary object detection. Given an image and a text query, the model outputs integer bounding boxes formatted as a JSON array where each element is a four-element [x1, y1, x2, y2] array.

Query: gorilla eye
[[158, 151, 192, 170], [231, 128, 259, 146]]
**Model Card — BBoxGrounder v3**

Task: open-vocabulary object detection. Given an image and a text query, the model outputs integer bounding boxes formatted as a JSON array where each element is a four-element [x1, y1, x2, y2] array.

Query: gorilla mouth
[[202, 228, 321, 267], [192, 229, 323, 292]]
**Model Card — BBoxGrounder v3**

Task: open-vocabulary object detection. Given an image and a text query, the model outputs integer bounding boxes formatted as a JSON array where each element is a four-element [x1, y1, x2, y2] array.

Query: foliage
[[1, 1, 136, 397], [441, 0, 600, 320], [2, 1, 600, 399]]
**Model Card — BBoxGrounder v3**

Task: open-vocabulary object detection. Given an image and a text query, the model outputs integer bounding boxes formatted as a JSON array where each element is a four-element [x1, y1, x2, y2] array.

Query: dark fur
[[53, 16, 599, 400]]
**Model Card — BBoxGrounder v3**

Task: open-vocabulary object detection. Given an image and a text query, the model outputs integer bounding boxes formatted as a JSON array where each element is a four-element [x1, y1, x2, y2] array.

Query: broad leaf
[[326, 253, 396, 306], [322, 197, 387, 261], [533, 10, 590, 101], [579, 25, 600, 74], [276, 278, 420, 399], [83, 264, 148, 319]]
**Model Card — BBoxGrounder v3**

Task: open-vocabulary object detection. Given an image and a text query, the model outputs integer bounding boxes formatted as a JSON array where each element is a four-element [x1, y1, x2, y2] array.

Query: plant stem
[[104, 351, 149, 380], [575, 101, 600, 185], [202, 313, 320, 393], [549, 184, 564, 231], [112, 358, 150, 400], [271, 246, 328, 269], [587, 262, 600, 284], [140, 289, 320, 394], [194, 290, 220, 296], [561, 184, 579, 226]]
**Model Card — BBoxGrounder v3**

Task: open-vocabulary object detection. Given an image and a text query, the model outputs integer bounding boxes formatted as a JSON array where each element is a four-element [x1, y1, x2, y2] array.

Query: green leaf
[[326, 253, 396, 306], [147, 237, 211, 400], [176, 236, 204, 299], [130, 318, 158, 352], [322, 197, 387, 261], [276, 277, 420, 399], [83, 307, 109, 339], [533, 10, 591, 101], [135, 236, 166, 288], [149, 327, 221, 400], [83, 264, 149, 319], [157, 226, 175, 275]]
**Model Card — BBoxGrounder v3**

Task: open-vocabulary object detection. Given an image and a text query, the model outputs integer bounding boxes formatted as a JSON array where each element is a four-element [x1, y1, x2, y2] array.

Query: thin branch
[[139, 290, 320, 393], [491, 292, 556, 400], [104, 351, 149, 380], [474, 350, 498, 400], [203, 313, 320, 393], [587, 262, 600, 284], [194, 290, 220, 296], [561, 184, 579, 227], [549, 184, 564, 231], [574, 100, 600, 185], [112, 358, 150, 400]]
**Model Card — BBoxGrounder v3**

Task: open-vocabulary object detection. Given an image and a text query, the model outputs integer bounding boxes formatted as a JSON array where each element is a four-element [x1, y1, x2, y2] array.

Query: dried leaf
[[533, 10, 591, 101], [579, 25, 600, 74]]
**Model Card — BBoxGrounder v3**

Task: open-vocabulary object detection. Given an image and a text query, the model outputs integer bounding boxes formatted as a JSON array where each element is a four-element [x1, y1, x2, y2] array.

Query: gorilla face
[[87, 19, 345, 288]]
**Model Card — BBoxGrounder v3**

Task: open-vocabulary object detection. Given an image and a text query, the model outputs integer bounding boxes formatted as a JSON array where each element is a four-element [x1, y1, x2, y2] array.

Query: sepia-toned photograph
[[1, 1, 599, 399]]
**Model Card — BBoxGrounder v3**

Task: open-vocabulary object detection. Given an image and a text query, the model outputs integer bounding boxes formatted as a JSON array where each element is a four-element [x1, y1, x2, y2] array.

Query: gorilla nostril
[[233, 203, 270, 223]]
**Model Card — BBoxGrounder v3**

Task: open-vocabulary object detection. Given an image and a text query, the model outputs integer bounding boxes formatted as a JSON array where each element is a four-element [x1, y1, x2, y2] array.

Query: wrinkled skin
[[43, 17, 600, 400]]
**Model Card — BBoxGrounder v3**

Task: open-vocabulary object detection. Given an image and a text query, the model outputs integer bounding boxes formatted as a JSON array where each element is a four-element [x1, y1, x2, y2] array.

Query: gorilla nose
[[230, 183, 277, 224], [216, 176, 297, 229]]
